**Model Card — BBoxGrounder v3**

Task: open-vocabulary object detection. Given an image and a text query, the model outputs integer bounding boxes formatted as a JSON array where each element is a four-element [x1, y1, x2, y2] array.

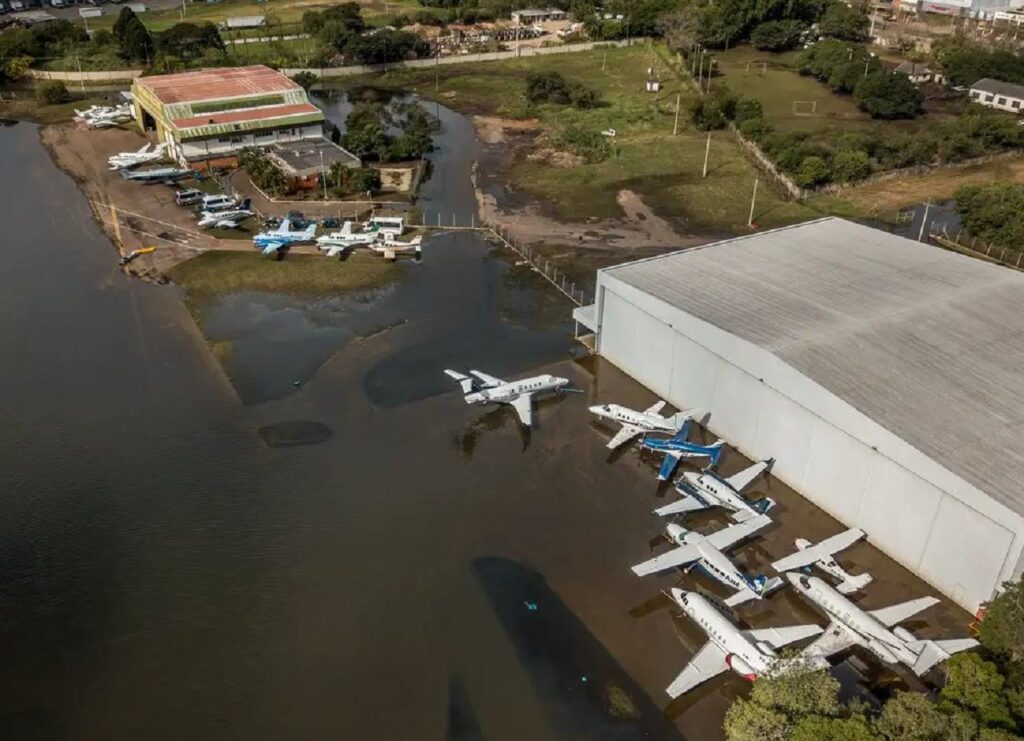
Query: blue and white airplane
[[252, 219, 317, 255], [655, 459, 774, 521], [640, 420, 726, 480], [631, 517, 783, 607]]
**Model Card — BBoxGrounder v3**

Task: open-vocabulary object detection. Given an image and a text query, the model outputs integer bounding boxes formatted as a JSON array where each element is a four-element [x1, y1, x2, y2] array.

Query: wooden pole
[[110, 204, 123, 249], [917, 200, 930, 242], [747, 177, 758, 227], [672, 94, 680, 135], [702, 131, 711, 178]]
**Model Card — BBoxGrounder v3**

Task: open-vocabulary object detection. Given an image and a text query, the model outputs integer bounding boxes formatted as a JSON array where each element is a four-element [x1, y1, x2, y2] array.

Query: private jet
[[655, 460, 774, 521], [632, 517, 782, 607], [663, 588, 827, 698], [77, 104, 134, 129], [108, 142, 168, 170], [252, 219, 317, 255], [198, 199, 255, 229], [121, 166, 192, 183], [771, 529, 873, 594], [588, 400, 696, 450], [787, 573, 978, 676], [640, 421, 726, 480], [443, 369, 573, 428]]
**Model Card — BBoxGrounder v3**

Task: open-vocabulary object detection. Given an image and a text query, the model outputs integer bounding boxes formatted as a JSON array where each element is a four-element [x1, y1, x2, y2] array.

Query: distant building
[[131, 65, 325, 170], [969, 78, 1024, 113], [8, 9, 58, 25], [893, 61, 942, 84], [510, 7, 567, 24], [266, 139, 360, 190]]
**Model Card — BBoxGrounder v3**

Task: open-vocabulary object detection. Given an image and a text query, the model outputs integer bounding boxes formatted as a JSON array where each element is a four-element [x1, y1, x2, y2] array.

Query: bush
[[819, 2, 869, 42], [733, 98, 763, 125], [556, 123, 612, 163], [291, 71, 316, 91], [832, 149, 872, 183], [37, 80, 70, 105], [795, 155, 830, 187], [690, 91, 735, 130], [751, 19, 805, 51], [328, 164, 380, 197], [738, 116, 772, 141], [853, 70, 923, 119], [525, 71, 599, 109]]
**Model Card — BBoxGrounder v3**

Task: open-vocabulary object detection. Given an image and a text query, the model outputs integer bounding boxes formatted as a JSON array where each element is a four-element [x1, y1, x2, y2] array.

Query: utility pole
[[181, 0, 186, 19], [748, 177, 759, 227], [320, 150, 327, 200], [917, 200, 930, 242], [706, 58, 715, 93], [435, 46, 439, 92], [702, 131, 711, 177], [697, 51, 705, 89], [672, 93, 680, 135], [75, 53, 84, 93], [602, 49, 607, 71]]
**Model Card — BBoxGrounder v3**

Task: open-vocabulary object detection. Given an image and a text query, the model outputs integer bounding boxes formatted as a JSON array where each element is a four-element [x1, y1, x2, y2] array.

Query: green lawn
[[372, 44, 818, 232]]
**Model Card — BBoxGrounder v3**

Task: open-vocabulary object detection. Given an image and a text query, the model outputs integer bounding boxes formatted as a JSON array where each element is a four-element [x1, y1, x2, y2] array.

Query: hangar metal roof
[[136, 65, 301, 105], [603, 217, 1024, 516]]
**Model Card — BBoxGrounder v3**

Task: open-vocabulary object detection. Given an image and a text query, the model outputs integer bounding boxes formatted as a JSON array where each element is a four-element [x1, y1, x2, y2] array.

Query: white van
[[367, 216, 404, 239], [200, 194, 237, 212]]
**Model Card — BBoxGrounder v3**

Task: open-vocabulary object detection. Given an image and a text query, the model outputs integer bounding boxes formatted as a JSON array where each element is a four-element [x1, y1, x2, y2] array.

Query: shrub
[[733, 98, 763, 125], [738, 117, 772, 141], [557, 123, 612, 163], [329, 164, 380, 196], [37, 80, 70, 105], [751, 19, 805, 51], [832, 150, 872, 183], [690, 91, 735, 131], [795, 155, 830, 187], [525, 71, 599, 109], [853, 71, 923, 119]]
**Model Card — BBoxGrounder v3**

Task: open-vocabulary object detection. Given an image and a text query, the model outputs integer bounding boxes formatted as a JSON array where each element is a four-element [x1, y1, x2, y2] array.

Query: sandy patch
[[472, 115, 540, 145], [527, 147, 584, 168]]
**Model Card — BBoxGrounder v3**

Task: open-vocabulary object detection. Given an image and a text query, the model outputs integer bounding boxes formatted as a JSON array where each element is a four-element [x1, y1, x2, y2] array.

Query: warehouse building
[[131, 65, 325, 169], [573, 218, 1024, 613]]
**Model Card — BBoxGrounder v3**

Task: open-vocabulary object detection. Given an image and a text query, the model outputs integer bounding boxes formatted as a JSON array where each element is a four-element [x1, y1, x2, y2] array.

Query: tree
[[341, 101, 392, 160], [113, 7, 153, 63], [819, 2, 869, 42], [875, 691, 961, 741], [790, 714, 879, 741], [853, 71, 922, 119], [526, 70, 572, 104], [724, 697, 790, 741], [832, 150, 871, 183], [157, 22, 223, 61], [955, 183, 1024, 249], [37, 80, 70, 105], [656, 8, 700, 53], [733, 98, 763, 124], [343, 30, 429, 65], [980, 579, 1024, 666], [796, 155, 830, 187], [751, 19, 806, 51], [328, 164, 380, 196], [941, 653, 1016, 731], [291, 71, 317, 91]]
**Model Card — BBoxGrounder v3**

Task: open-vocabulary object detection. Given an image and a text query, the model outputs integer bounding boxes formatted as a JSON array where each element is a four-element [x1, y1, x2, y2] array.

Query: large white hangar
[[573, 217, 1024, 613]]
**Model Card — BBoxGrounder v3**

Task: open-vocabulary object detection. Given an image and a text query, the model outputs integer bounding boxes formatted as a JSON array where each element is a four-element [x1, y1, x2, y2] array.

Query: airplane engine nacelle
[[866, 639, 900, 665], [726, 654, 758, 681], [892, 626, 916, 644]]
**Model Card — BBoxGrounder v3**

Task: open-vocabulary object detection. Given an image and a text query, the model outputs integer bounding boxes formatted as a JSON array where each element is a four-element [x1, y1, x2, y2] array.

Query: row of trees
[[0, 19, 86, 82], [300, 3, 430, 64], [933, 36, 1024, 89], [725, 579, 1024, 741], [112, 8, 224, 65]]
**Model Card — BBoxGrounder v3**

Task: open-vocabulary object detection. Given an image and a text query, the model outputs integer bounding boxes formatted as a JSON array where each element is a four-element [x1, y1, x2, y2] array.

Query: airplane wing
[[607, 424, 643, 450], [803, 621, 858, 659], [869, 596, 939, 627], [510, 394, 533, 427], [724, 460, 770, 493], [469, 370, 504, 388], [744, 622, 824, 649], [643, 400, 666, 416], [666, 641, 728, 699], [657, 452, 682, 481], [771, 529, 865, 573], [630, 544, 701, 576], [705, 515, 772, 551], [653, 493, 709, 517]]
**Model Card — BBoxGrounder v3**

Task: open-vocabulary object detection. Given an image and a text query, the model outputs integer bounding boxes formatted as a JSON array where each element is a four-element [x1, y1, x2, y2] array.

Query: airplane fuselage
[[677, 472, 763, 519], [670, 527, 753, 595], [642, 437, 719, 458], [673, 591, 775, 681], [590, 404, 675, 432], [789, 575, 915, 666], [465, 375, 568, 404]]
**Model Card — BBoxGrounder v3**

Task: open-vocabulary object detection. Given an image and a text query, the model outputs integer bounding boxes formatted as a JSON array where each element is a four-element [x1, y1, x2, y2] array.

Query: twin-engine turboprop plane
[[444, 369, 574, 428], [640, 420, 726, 480], [655, 459, 774, 521], [771, 529, 873, 594], [588, 400, 698, 449]]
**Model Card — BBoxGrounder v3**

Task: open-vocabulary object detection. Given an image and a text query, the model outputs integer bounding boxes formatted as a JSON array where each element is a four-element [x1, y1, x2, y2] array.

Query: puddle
[[258, 421, 333, 447]]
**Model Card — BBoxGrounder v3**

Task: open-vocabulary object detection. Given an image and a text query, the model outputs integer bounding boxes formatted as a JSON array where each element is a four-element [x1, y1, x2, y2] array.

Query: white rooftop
[[603, 217, 1024, 516]]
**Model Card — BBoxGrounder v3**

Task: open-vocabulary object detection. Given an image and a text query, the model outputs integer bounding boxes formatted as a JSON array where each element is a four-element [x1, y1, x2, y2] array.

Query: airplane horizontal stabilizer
[[910, 638, 978, 676], [444, 369, 476, 394], [836, 573, 873, 595]]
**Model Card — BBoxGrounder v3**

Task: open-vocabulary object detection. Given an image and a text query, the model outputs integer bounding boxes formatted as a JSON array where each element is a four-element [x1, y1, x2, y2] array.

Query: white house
[[969, 78, 1024, 113]]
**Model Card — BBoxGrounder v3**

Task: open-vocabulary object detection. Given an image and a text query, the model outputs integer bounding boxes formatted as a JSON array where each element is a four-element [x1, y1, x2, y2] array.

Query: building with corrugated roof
[[572, 217, 1024, 613], [131, 65, 325, 169], [969, 78, 1024, 113]]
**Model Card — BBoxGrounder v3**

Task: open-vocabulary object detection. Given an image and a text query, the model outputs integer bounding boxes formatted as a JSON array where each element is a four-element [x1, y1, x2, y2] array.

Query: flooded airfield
[[0, 104, 973, 740]]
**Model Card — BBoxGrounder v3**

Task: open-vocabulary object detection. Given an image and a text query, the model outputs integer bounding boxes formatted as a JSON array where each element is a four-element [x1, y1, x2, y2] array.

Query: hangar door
[[599, 289, 675, 395]]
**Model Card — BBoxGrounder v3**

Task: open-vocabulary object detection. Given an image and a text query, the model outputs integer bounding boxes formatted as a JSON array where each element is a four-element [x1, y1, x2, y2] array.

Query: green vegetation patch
[[191, 95, 286, 115]]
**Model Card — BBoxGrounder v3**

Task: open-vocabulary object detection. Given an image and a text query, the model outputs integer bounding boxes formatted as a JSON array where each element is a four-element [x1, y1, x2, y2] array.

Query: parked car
[[175, 188, 204, 207], [200, 193, 237, 212]]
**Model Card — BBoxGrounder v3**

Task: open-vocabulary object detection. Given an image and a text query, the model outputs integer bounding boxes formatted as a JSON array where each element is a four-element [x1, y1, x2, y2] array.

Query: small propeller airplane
[[632, 516, 782, 607], [662, 588, 827, 698], [771, 529, 873, 594], [197, 199, 255, 229], [252, 219, 317, 255], [787, 573, 978, 676], [588, 400, 697, 450], [640, 421, 726, 480], [655, 460, 774, 521], [444, 369, 575, 428], [121, 166, 192, 183]]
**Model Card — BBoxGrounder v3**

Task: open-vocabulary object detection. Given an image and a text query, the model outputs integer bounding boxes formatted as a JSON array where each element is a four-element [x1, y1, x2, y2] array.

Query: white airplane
[[444, 369, 573, 428], [787, 573, 978, 676], [108, 142, 168, 170], [663, 588, 827, 698], [655, 460, 774, 522], [588, 400, 695, 450], [197, 199, 255, 229], [371, 234, 423, 260], [252, 219, 317, 255], [632, 516, 782, 607], [771, 529, 873, 594], [316, 221, 379, 256], [77, 103, 134, 129]]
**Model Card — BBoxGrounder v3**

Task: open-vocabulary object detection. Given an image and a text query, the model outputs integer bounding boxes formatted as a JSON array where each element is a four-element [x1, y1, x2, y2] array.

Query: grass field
[[373, 44, 819, 232]]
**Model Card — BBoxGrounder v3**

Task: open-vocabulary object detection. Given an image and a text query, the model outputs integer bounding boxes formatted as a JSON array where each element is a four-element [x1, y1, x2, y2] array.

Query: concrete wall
[[593, 273, 1024, 613], [174, 124, 322, 165]]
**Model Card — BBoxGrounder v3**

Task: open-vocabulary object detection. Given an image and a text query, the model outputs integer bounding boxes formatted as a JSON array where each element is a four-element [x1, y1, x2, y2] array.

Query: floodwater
[[0, 103, 974, 739]]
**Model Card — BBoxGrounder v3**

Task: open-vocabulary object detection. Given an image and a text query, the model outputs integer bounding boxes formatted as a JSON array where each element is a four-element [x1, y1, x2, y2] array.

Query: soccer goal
[[791, 100, 818, 116]]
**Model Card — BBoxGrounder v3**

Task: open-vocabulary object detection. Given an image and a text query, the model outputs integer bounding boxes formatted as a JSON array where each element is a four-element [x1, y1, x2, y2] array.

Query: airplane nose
[[784, 572, 804, 588], [670, 587, 685, 601], [588, 405, 603, 415]]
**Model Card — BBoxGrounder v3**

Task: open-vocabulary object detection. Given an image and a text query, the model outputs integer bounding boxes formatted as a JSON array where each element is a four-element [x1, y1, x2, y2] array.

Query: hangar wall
[[594, 275, 1024, 613]]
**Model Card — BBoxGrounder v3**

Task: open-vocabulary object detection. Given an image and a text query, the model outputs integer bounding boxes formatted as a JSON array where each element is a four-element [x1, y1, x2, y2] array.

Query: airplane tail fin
[[444, 370, 476, 394], [708, 440, 726, 466], [669, 407, 700, 428], [909, 638, 979, 676], [669, 419, 691, 443], [836, 573, 874, 595], [240, 198, 252, 211], [753, 496, 776, 514]]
